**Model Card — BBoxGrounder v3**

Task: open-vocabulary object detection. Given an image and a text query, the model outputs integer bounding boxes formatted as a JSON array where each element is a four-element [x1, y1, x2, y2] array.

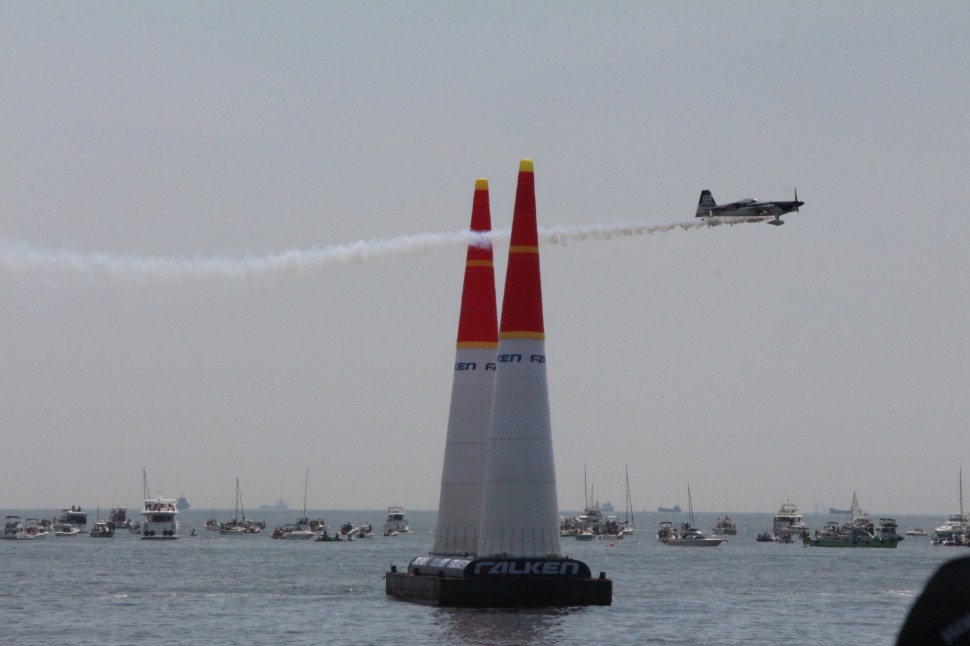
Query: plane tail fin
[[696, 190, 716, 217]]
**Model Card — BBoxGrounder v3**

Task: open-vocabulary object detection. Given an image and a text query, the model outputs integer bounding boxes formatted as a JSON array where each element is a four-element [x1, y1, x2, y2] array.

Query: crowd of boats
[[647, 492, 970, 549], [1, 502, 411, 542], [1, 469, 415, 542]]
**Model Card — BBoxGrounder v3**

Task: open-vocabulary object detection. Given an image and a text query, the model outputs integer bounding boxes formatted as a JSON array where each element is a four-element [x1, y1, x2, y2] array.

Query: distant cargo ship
[[828, 507, 851, 515], [657, 504, 682, 513], [259, 499, 288, 511], [176, 495, 190, 511]]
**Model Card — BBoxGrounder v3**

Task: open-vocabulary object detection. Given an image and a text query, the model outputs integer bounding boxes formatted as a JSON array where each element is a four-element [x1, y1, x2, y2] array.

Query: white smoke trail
[[0, 216, 764, 285]]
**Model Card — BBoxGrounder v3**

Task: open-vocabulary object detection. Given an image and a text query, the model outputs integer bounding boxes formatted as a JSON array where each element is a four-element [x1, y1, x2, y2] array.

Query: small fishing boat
[[108, 507, 131, 530], [713, 515, 737, 535], [575, 529, 596, 541], [90, 520, 115, 538]]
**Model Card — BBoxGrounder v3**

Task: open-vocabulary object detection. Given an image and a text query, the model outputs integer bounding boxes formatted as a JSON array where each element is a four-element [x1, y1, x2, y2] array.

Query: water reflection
[[436, 606, 586, 645]]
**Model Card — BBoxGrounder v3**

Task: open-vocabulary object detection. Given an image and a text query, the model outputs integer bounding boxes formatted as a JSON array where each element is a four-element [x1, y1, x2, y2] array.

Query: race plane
[[695, 189, 804, 226]]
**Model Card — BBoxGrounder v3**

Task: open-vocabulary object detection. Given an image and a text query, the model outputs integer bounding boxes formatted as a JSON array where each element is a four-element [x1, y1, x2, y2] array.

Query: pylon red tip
[[499, 160, 544, 338], [457, 178, 498, 347]]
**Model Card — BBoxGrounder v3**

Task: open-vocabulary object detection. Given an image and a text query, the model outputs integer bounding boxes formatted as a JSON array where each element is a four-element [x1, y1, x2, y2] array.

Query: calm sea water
[[0, 509, 960, 644]]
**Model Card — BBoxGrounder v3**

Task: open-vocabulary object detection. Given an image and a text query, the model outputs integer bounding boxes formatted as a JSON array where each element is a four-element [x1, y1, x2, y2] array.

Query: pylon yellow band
[[499, 331, 545, 340]]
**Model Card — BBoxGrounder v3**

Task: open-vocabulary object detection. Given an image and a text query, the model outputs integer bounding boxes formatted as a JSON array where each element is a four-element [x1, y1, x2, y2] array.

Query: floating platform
[[385, 556, 612, 607]]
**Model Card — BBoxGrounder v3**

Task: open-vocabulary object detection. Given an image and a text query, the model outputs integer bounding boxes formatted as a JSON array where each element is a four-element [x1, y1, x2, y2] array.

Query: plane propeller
[[794, 188, 800, 213]]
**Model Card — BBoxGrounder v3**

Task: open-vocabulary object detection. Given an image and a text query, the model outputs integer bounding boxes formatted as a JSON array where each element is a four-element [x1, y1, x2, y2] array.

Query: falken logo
[[472, 560, 581, 576]]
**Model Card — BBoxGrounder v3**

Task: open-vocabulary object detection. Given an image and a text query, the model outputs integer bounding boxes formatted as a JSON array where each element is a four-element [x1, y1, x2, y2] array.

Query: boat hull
[[666, 539, 724, 547]]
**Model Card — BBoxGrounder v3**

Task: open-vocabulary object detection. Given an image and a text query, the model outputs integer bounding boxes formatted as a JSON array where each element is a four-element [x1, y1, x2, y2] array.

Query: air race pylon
[[432, 178, 498, 557], [386, 162, 611, 607], [477, 159, 561, 559]]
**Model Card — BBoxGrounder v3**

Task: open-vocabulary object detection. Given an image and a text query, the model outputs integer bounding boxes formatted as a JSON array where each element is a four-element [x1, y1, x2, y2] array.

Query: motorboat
[[141, 498, 179, 539], [599, 515, 625, 540], [575, 529, 595, 541], [383, 506, 410, 535], [313, 528, 342, 542], [756, 530, 776, 542], [803, 521, 898, 548], [141, 470, 179, 539], [574, 503, 604, 536], [932, 469, 969, 546], [0, 516, 42, 540], [772, 500, 806, 539], [657, 521, 677, 543], [713, 515, 737, 535], [338, 522, 359, 540], [108, 507, 131, 530], [90, 520, 115, 538], [271, 522, 316, 539], [666, 524, 724, 546], [932, 512, 969, 545], [874, 517, 904, 543], [905, 527, 928, 537], [53, 506, 87, 535], [662, 484, 723, 547]]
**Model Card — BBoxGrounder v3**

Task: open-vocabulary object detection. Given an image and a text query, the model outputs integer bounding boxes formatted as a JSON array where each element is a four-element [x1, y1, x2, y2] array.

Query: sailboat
[[274, 469, 323, 539], [573, 466, 604, 539], [219, 478, 263, 534], [619, 465, 635, 535], [664, 482, 723, 547]]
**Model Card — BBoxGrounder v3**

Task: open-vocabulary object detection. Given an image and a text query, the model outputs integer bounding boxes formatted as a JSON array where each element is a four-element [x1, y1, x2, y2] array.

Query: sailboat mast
[[238, 478, 247, 521], [302, 468, 309, 518], [687, 482, 694, 528], [960, 467, 963, 518], [625, 464, 634, 528]]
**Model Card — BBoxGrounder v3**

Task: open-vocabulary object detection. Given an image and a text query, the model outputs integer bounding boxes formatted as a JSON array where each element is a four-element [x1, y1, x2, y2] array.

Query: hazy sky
[[2, 1, 968, 515]]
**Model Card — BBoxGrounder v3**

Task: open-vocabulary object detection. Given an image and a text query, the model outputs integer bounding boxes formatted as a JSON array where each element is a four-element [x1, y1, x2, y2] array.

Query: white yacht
[[932, 468, 969, 546], [141, 498, 179, 539], [383, 506, 410, 535], [772, 500, 806, 539]]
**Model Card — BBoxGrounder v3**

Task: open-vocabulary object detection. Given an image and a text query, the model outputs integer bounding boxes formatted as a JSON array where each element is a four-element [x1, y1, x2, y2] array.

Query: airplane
[[695, 189, 804, 226]]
